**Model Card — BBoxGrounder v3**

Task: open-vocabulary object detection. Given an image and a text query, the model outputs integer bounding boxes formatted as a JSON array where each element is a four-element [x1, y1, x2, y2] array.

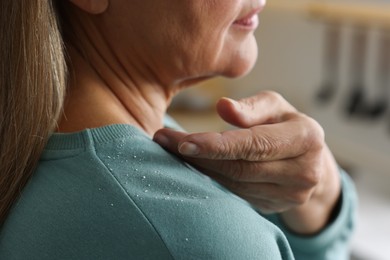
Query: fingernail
[[154, 134, 170, 147], [179, 142, 200, 156]]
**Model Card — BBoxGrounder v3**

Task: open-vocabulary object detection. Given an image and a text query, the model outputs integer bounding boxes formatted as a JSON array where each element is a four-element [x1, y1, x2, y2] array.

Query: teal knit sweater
[[0, 124, 357, 259]]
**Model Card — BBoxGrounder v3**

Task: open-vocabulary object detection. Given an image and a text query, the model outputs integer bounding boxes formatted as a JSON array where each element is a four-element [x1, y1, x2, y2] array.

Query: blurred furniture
[[230, 1, 390, 259], [308, 2, 390, 26]]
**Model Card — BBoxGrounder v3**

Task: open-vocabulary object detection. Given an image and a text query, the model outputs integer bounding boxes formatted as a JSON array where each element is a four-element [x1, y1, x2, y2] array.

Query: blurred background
[[169, 0, 390, 259]]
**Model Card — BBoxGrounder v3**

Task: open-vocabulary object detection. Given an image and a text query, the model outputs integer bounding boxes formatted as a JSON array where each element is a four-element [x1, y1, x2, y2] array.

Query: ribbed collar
[[45, 124, 147, 151]]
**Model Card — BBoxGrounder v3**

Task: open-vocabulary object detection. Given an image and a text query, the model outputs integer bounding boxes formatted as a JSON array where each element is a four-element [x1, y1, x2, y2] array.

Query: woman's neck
[[56, 46, 173, 137]]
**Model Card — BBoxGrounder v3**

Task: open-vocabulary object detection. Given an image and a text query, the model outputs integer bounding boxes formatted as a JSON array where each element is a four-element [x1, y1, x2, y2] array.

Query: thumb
[[217, 92, 297, 128], [215, 97, 245, 127]]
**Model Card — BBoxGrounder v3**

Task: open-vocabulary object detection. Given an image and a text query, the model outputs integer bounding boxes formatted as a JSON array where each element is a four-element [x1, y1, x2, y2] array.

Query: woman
[[0, 1, 356, 259]]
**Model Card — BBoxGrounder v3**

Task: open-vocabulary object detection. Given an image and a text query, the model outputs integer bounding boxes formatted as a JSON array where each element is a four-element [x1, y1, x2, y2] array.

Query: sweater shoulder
[[1, 124, 294, 260]]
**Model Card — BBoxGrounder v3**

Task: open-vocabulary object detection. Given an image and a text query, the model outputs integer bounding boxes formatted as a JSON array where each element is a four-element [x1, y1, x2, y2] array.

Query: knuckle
[[288, 190, 311, 205], [261, 90, 284, 102], [302, 116, 326, 151], [215, 131, 245, 160], [211, 135, 233, 159], [252, 133, 278, 161], [241, 133, 259, 160], [301, 168, 321, 187]]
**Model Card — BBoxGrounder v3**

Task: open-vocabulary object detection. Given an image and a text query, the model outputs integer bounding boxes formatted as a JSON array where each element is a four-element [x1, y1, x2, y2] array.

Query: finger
[[205, 168, 298, 213], [216, 91, 297, 128], [153, 128, 188, 155], [240, 196, 293, 214], [212, 173, 313, 208], [182, 156, 300, 184], [173, 117, 319, 161]]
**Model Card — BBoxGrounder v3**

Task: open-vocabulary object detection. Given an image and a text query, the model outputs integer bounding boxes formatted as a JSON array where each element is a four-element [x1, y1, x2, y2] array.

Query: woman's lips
[[233, 8, 262, 30], [233, 14, 259, 30]]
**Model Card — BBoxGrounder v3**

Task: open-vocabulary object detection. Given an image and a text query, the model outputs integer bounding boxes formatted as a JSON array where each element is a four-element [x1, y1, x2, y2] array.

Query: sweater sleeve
[[264, 170, 358, 260]]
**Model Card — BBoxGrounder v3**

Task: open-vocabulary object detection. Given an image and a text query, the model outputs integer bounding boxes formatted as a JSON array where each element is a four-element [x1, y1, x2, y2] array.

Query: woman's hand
[[154, 91, 341, 235]]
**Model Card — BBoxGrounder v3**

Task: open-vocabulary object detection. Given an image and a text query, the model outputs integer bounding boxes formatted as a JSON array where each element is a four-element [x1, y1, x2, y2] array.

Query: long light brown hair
[[0, 1, 66, 225]]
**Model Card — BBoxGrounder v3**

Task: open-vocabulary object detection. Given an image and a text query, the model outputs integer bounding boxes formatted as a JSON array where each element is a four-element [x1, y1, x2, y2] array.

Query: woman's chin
[[223, 41, 258, 78], [223, 54, 258, 79], [228, 61, 256, 78]]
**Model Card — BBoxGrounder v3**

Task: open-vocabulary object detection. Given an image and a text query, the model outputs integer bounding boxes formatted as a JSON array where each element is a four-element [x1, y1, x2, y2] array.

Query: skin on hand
[[154, 91, 341, 235]]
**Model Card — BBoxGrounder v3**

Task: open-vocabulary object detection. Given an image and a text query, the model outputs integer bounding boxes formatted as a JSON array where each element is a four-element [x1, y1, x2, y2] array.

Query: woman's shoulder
[[93, 124, 293, 259], [0, 124, 293, 260], [104, 132, 293, 259]]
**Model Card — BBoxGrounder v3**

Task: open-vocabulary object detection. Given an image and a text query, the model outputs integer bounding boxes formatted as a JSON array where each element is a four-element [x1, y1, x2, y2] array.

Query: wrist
[[280, 147, 341, 235]]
